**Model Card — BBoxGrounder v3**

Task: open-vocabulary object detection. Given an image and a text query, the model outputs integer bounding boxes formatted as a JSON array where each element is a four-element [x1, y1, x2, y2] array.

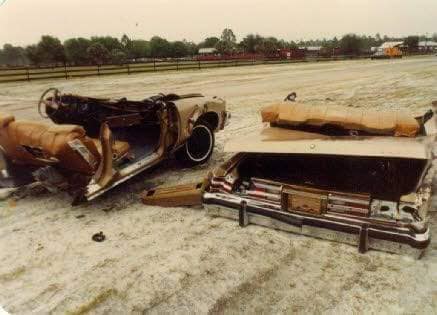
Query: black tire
[[175, 122, 215, 166]]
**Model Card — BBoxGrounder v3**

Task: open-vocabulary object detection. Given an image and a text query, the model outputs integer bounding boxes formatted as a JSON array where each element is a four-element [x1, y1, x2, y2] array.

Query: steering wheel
[[38, 88, 61, 118]]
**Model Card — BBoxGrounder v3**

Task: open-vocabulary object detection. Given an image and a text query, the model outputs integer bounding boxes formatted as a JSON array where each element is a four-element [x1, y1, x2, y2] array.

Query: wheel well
[[197, 112, 219, 130]]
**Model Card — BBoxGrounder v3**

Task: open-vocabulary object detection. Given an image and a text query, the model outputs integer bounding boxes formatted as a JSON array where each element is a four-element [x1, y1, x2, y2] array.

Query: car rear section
[[202, 98, 436, 256], [203, 151, 433, 257]]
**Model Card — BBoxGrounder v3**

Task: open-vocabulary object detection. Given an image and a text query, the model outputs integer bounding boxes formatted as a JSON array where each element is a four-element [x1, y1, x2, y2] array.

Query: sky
[[0, 0, 436, 46]]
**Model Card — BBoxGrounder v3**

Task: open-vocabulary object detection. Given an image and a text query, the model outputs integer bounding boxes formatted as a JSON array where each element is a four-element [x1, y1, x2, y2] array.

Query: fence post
[[153, 59, 156, 72], [97, 64, 100, 76], [64, 63, 68, 79], [198, 59, 201, 70], [176, 59, 179, 71], [26, 67, 30, 81], [127, 64, 130, 75]]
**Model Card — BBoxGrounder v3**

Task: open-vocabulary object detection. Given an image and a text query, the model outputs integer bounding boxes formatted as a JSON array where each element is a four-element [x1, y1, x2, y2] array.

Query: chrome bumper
[[203, 192, 430, 257]]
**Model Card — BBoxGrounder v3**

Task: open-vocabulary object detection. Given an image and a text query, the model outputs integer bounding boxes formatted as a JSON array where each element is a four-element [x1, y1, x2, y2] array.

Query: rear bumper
[[203, 192, 430, 256]]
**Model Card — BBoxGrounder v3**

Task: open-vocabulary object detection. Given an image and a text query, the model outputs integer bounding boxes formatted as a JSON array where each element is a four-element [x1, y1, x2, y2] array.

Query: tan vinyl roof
[[224, 127, 430, 159], [261, 103, 420, 137]]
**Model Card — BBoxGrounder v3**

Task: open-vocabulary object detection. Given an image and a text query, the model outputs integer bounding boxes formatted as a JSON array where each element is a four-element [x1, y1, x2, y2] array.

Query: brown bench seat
[[0, 113, 101, 175]]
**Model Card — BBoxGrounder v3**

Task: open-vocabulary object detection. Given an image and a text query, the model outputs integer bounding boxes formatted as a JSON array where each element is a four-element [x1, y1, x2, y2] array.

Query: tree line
[[0, 29, 435, 67]]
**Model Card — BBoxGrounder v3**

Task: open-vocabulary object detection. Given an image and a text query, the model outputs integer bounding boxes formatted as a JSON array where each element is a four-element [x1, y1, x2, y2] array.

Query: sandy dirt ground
[[0, 56, 436, 314]]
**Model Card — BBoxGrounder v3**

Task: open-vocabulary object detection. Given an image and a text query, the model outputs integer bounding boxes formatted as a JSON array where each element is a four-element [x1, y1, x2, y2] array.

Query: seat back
[[261, 103, 420, 137], [0, 116, 100, 175]]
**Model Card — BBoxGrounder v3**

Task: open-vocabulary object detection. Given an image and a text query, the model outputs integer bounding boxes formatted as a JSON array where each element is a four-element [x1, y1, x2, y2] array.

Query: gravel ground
[[0, 56, 436, 314]]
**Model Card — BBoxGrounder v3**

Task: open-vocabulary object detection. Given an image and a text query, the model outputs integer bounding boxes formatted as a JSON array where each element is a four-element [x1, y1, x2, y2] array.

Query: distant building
[[298, 46, 322, 57], [377, 40, 437, 53], [299, 46, 323, 51], [418, 41, 437, 52], [379, 41, 404, 49], [198, 47, 217, 55], [374, 41, 404, 54], [278, 48, 306, 59]]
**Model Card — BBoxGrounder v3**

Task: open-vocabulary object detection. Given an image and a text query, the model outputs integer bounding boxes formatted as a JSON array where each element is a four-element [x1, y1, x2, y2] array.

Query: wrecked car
[[0, 88, 228, 203], [144, 101, 435, 256], [203, 103, 435, 256]]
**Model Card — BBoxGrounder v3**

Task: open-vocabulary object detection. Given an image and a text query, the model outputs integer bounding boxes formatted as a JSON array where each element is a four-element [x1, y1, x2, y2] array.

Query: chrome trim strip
[[85, 152, 161, 201]]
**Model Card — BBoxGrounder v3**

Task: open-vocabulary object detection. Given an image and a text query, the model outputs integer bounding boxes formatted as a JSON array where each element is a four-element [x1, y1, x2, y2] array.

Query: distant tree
[[215, 41, 229, 55], [198, 36, 220, 48], [239, 34, 263, 53], [0, 44, 27, 66], [7, 31, 430, 66], [183, 40, 198, 56], [404, 36, 419, 51], [277, 39, 286, 49], [215, 28, 237, 55], [257, 37, 280, 55], [298, 38, 325, 47], [149, 36, 171, 58], [222, 28, 236, 43], [90, 36, 122, 52], [25, 45, 42, 65], [86, 43, 110, 65], [375, 33, 382, 44], [131, 40, 150, 59], [37, 35, 66, 64], [321, 38, 332, 49], [121, 34, 133, 58], [170, 41, 189, 58], [279, 40, 298, 49], [64, 38, 91, 65], [111, 49, 127, 65], [358, 35, 378, 51], [339, 34, 363, 55]]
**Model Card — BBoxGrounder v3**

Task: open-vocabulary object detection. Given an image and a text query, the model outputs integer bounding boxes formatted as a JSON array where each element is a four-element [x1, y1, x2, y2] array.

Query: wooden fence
[[0, 55, 370, 83]]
